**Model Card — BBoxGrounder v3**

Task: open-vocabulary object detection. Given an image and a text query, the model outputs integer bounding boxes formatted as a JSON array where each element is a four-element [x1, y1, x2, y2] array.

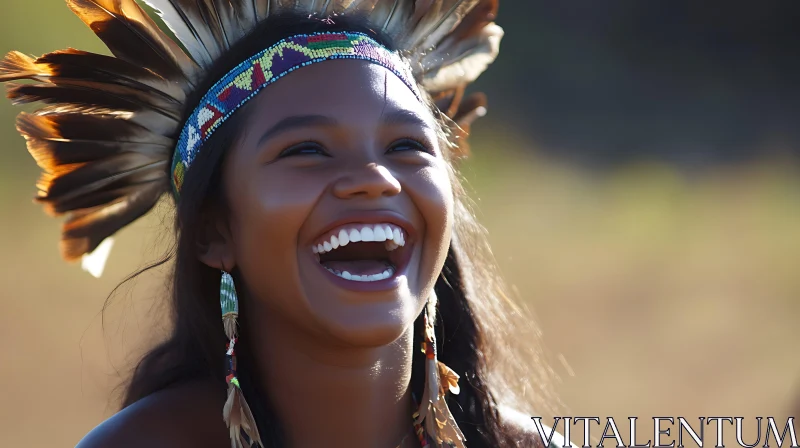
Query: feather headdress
[[0, 0, 501, 263], [1, 0, 501, 446]]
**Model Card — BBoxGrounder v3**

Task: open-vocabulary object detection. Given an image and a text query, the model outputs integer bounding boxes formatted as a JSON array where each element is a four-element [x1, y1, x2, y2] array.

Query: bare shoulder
[[75, 380, 229, 448], [498, 405, 575, 448]]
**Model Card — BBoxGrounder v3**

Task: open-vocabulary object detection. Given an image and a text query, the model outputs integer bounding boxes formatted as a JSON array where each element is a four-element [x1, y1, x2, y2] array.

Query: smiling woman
[[0, 1, 559, 447]]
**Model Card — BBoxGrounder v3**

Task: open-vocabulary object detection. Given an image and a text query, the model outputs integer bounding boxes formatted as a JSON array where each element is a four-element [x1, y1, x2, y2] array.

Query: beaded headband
[[171, 31, 421, 196]]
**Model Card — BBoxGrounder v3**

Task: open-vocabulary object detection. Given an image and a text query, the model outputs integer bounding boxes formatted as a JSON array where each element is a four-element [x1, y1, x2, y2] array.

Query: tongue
[[322, 260, 391, 276]]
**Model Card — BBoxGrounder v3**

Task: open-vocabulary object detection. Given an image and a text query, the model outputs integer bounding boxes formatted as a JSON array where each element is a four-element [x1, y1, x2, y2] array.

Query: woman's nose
[[331, 163, 401, 199]]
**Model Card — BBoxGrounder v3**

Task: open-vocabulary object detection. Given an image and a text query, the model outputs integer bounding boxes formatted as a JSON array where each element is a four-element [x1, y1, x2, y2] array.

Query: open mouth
[[312, 223, 409, 283]]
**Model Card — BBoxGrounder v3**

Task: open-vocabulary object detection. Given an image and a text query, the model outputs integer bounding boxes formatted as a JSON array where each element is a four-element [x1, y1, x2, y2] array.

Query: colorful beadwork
[[171, 31, 420, 196], [220, 271, 238, 316]]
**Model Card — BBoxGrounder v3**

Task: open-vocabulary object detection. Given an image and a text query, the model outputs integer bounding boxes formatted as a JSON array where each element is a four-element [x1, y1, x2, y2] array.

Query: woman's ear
[[196, 202, 236, 271]]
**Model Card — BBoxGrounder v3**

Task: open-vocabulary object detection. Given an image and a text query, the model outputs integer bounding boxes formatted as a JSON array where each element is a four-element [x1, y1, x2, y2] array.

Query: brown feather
[[59, 180, 165, 260], [37, 49, 187, 100], [37, 152, 167, 202], [38, 78, 181, 116], [0, 51, 42, 81], [433, 88, 487, 158], [447, 0, 497, 41], [140, 0, 240, 67], [0, 49, 183, 99], [6, 82, 182, 123], [45, 182, 162, 216], [66, 0, 197, 83], [17, 112, 170, 172], [36, 104, 177, 136]]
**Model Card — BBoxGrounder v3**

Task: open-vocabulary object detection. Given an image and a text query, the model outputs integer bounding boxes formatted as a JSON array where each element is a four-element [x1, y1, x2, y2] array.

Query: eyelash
[[277, 138, 433, 158], [278, 141, 329, 158], [387, 138, 433, 155]]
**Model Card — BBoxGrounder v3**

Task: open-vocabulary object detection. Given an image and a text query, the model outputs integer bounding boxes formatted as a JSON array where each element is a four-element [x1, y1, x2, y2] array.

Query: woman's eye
[[387, 138, 431, 154], [278, 142, 329, 158]]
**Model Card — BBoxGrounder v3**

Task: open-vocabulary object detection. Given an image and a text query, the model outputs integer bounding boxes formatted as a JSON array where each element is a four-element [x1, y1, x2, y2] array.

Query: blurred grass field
[[2, 134, 799, 445], [1, 1, 799, 446]]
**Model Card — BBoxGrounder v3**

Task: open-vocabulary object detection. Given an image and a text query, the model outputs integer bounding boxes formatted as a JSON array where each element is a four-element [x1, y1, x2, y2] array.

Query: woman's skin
[[78, 60, 454, 447], [199, 60, 454, 447]]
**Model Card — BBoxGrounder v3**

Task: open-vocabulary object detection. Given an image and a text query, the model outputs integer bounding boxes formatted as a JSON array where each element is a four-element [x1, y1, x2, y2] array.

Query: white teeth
[[338, 229, 350, 246], [314, 223, 407, 255], [392, 228, 402, 245], [360, 227, 374, 242], [324, 266, 395, 282], [373, 225, 387, 242]]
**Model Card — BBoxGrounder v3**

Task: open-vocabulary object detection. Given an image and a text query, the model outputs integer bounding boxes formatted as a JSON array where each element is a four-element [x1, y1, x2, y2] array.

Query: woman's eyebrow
[[381, 109, 434, 129], [257, 114, 339, 145]]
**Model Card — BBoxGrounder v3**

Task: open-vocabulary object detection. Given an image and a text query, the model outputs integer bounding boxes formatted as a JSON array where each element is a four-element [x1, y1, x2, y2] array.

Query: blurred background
[[1, 1, 799, 446]]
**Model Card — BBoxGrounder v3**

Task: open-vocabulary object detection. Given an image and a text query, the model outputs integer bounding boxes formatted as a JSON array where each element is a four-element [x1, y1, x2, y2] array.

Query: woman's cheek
[[412, 163, 454, 251]]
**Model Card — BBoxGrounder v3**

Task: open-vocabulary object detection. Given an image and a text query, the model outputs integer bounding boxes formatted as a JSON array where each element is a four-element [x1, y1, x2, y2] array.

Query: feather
[[6, 82, 182, 123], [218, 0, 257, 42], [408, 0, 480, 51], [437, 361, 461, 395], [0, 51, 42, 81], [37, 104, 177, 136], [65, 0, 197, 83], [37, 151, 166, 199], [0, 48, 186, 135], [420, 22, 502, 92], [59, 180, 165, 260], [316, 0, 349, 17], [235, 0, 260, 31], [81, 237, 115, 278], [392, 0, 439, 47], [17, 112, 170, 173], [340, 0, 376, 14], [18, 111, 172, 147], [223, 382, 264, 448], [368, 0, 413, 35], [37, 49, 187, 100], [446, 0, 497, 42], [138, 0, 218, 67], [434, 88, 487, 158], [6, 81, 180, 123], [47, 182, 163, 216], [254, 0, 284, 21]]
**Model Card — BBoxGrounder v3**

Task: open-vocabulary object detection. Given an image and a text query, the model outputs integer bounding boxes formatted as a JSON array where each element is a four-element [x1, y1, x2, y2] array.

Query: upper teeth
[[313, 223, 406, 254]]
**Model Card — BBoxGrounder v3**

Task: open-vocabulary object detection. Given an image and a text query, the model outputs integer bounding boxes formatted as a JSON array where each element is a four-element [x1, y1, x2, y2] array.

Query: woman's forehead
[[245, 59, 430, 126]]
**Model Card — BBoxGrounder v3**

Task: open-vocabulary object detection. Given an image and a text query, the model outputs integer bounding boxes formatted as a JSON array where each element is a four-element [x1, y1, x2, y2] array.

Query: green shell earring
[[220, 270, 263, 448]]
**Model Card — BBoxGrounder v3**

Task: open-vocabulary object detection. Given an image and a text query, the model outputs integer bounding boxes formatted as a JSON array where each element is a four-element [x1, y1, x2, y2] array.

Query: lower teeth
[[324, 266, 395, 282]]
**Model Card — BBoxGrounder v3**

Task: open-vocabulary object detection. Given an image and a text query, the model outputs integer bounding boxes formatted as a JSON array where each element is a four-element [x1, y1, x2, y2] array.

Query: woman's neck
[[249, 314, 417, 448]]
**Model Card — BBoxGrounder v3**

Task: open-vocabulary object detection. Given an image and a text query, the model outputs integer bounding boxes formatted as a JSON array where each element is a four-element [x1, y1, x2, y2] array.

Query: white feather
[[420, 22, 503, 92], [81, 237, 114, 278]]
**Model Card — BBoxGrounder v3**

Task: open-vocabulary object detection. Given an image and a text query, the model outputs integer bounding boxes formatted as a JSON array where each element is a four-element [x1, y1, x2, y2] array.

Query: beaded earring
[[414, 289, 467, 447], [220, 270, 263, 448]]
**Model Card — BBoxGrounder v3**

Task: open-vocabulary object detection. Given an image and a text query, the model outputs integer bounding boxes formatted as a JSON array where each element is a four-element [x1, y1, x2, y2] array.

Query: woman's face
[[219, 60, 454, 345]]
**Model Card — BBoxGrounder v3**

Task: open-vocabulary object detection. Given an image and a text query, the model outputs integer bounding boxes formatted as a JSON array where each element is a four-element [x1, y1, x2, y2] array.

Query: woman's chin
[[307, 290, 422, 347]]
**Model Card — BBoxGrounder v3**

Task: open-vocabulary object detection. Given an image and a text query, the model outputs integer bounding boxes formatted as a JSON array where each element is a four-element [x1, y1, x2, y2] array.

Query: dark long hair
[[122, 13, 557, 447]]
